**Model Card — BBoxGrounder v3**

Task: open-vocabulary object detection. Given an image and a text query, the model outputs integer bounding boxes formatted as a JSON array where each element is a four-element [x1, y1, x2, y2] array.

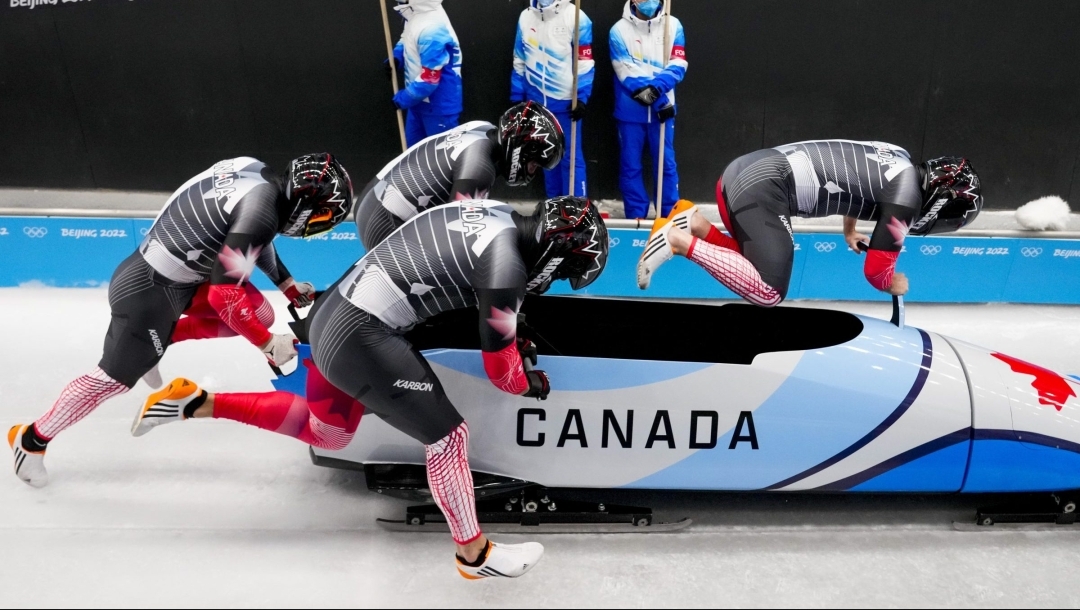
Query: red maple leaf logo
[[992, 352, 1076, 411]]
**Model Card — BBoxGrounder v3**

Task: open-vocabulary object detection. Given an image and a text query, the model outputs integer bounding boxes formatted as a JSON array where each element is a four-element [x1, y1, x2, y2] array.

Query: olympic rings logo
[[920, 245, 942, 255], [609, 237, 620, 248], [814, 242, 837, 253], [23, 227, 47, 238], [1021, 247, 1043, 258]]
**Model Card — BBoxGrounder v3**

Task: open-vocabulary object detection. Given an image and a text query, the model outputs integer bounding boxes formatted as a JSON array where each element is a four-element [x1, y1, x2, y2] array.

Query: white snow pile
[[1015, 195, 1071, 231]]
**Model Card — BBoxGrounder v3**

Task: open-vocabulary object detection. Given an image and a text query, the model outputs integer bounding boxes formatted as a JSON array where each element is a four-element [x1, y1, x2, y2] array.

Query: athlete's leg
[[618, 121, 650, 219], [13, 254, 194, 485], [201, 361, 363, 449], [308, 295, 487, 558]]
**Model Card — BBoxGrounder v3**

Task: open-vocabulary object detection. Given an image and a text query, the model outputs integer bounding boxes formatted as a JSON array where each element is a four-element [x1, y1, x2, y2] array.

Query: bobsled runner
[[275, 295, 1080, 531]]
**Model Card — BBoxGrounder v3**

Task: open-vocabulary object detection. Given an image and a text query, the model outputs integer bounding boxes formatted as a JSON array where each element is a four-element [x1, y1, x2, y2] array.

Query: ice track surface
[[4, 287, 1080, 608]]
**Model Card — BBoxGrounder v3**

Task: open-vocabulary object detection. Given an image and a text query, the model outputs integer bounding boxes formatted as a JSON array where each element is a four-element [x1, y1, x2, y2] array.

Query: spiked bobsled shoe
[[456, 540, 544, 580], [667, 199, 698, 232], [637, 217, 677, 290], [8, 425, 48, 488], [131, 378, 206, 437]]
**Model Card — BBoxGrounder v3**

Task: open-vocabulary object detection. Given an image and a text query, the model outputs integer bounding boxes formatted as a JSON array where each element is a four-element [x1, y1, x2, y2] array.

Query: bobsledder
[[274, 293, 1080, 532]]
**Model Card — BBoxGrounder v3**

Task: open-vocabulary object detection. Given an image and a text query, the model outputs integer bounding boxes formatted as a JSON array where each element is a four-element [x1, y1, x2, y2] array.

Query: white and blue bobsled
[[281, 296, 1080, 500]]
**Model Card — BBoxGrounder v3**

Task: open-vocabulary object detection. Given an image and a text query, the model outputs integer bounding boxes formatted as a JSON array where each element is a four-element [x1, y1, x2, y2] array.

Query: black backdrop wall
[[2, 0, 1079, 209]]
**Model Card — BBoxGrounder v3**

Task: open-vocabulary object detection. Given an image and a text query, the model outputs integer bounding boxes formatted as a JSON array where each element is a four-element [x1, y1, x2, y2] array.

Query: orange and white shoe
[[456, 540, 544, 580], [637, 216, 678, 290], [8, 425, 48, 488], [667, 199, 698, 232], [131, 378, 206, 437]]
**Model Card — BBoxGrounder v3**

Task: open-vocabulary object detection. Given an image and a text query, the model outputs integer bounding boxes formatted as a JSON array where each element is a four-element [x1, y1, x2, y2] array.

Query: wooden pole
[[654, 0, 674, 218], [380, 0, 408, 152], [568, 0, 582, 197]]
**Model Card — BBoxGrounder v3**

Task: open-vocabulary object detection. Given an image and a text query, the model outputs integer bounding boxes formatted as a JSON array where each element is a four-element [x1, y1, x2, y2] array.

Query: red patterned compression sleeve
[[207, 284, 272, 348], [482, 343, 528, 395], [864, 249, 900, 291]]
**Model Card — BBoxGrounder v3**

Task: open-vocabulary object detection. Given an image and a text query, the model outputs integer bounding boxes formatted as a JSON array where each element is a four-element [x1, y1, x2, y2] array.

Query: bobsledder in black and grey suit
[[353, 102, 565, 249], [134, 196, 608, 579]]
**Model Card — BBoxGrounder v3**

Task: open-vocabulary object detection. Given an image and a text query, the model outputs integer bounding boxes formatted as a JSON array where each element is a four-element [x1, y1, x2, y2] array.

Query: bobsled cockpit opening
[[407, 296, 863, 365]]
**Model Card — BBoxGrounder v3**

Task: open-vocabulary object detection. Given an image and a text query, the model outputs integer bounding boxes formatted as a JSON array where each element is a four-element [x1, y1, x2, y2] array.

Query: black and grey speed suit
[[310, 201, 529, 444], [353, 121, 500, 249], [103, 157, 292, 386], [718, 140, 923, 298]]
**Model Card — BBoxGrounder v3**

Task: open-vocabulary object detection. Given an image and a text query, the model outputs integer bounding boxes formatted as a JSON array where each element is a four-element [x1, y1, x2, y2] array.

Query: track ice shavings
[[4, 287, 1080, 607]]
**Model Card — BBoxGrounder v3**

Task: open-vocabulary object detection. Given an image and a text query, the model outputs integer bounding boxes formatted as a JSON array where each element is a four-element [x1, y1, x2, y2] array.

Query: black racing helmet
[[910, 157, 982, 236], [525, 196, 609, 295], [281, 153, 354, 238], [498, 102, 565, 187]]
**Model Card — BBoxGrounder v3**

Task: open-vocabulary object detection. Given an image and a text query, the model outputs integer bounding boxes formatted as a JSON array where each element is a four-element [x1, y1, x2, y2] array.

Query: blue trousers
[[404, 111, 459, 147], [618, 119, 679, 219], [542, 111, 587, 198]]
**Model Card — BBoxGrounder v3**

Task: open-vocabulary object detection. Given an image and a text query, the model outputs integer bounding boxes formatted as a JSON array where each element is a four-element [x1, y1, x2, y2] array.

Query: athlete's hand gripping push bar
[[265, 291, 324, 377], [857, 241, 904, 329], [516, 313, 550, 400]]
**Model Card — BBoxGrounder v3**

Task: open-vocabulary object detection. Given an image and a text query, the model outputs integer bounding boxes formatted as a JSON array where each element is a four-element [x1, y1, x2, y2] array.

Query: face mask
[[536, 0, 556, 8], [635, 0, 660, 18]]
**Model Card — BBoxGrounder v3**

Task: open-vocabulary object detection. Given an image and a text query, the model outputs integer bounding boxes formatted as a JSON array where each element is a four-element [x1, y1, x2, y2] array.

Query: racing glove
[[631, 85, 661, 106], [279, 278, 316, 308], [262, 333, 299, 367], [571, 101, 588, 122], [523, 370, 550, 401], [517, 338, 538, 368]]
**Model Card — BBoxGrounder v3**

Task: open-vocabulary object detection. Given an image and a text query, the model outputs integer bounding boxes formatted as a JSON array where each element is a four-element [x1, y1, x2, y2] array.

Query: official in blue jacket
[[610, 0, 687, 218], [511, 0, 595, 198], [390, 0, 464, 147]]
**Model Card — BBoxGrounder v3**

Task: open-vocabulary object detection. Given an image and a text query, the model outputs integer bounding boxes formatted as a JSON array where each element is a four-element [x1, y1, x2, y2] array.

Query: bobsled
[[277, 296, 1080, 529]]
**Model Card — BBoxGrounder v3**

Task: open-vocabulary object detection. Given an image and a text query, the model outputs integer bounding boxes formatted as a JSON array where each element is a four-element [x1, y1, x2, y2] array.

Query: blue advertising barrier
[[2, 216, 1079, 304]]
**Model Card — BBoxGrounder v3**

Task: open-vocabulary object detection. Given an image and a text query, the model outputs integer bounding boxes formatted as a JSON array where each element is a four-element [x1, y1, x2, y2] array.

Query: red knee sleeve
[[482, 343, 528, 395], [207, 284, 272, 347], [864, 249, 900, 291], [715, 178, 741, 253], [705, 225, 740, 251]]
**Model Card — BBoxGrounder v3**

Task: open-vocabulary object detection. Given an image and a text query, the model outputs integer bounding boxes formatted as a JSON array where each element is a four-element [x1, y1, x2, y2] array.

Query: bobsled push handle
[[855, 242, 904, 329], [891, 295, 905, 329]]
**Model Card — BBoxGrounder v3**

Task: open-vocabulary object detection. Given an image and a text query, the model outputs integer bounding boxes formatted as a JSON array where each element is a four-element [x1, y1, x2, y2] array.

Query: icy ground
[[3, 287, 1080, 608]]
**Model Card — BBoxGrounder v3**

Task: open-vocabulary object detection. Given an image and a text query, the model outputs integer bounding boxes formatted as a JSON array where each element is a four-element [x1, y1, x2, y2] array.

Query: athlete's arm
[[473, 231, 545, 397], [843, 216, 870, 254], [864, 202, 918, 294], [206, 192, 281, 348], [394, 23, 453, 109], [477, 286, 529, 395]]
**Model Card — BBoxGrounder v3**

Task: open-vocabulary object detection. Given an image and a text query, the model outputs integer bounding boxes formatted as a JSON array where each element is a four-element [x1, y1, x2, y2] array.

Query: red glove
[[279, 278, 316, 308]]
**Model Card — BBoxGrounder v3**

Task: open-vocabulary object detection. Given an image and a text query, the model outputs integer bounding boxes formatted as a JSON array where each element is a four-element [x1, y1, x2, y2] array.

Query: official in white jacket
[[610, 0, 687, 218], [511, 0, 595, 198], [389, 0, 463, 146]]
